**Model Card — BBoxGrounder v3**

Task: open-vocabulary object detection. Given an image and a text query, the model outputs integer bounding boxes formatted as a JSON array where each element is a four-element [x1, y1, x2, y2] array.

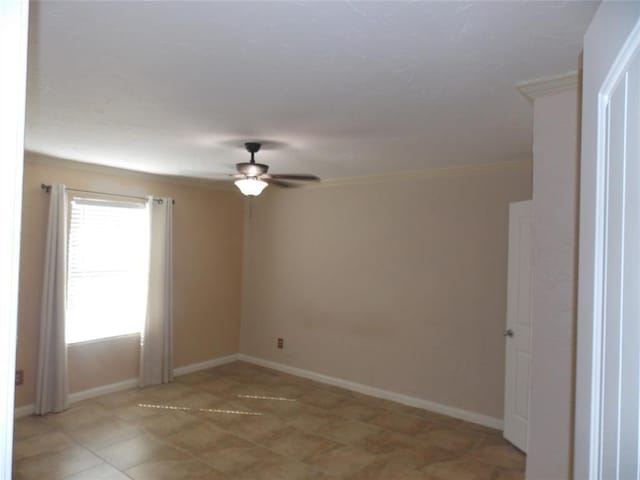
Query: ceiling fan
[[232, 142, 320, 196]]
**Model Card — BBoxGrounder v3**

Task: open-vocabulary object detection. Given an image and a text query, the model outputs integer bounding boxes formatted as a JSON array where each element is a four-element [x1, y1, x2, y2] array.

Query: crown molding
[[517, 71, 579, 103], [24, 150, 235, 192], [307, 159, 532, 190]]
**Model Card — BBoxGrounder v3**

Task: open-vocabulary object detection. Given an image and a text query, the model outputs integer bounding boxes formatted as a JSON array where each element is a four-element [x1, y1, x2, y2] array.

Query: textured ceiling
[[26, 1, 598, 181]]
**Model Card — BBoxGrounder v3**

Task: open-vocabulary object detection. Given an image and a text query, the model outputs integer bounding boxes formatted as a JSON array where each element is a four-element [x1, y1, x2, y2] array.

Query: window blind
[[66, 198, 149, 344]]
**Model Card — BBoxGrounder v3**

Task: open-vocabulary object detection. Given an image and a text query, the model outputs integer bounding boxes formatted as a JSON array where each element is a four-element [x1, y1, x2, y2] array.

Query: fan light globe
[[234, 177, 268, 196]]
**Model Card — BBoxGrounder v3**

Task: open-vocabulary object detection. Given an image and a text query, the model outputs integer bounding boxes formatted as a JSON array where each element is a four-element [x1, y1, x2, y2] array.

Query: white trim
[[68, 378, 139, 404], [13, 405, 34, 420], [14, 354, 240, 418], [517, 71, 579, 103], [15, 351, 503, 429], [14, 352, 502, 429], [583, 15, 640, 480], [238, 354, 503, 430], [172, 354, 239, 376], [14, 379, 140, 419], [0, 0, 29, 477]]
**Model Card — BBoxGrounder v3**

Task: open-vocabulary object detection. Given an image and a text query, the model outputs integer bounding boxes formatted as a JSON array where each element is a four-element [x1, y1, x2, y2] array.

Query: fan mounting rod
[[245, 142, 261, 163]]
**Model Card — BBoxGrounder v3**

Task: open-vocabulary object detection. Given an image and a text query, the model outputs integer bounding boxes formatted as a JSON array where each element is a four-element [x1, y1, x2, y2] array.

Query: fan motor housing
[[236, 162, 269, 176]]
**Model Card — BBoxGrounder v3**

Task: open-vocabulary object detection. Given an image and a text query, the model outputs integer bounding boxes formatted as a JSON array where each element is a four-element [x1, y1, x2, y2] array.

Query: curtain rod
[[40, 184, 175, 205]]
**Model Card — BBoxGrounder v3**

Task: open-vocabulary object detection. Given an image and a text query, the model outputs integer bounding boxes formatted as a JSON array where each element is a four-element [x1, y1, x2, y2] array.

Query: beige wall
[[15, 155, 244, 407], [526, 88, 579, 479], [241, 163, 532, 420]]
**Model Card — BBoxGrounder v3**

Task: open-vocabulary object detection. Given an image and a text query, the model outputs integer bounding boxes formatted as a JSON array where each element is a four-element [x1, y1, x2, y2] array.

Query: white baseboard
[[237, 354, 503, 431], [173, 354, 239, 376], [15, 352, 503, 430], [69, 378, 139, 405], [14, 353, 240, 419], [14, 404, 35, 418]]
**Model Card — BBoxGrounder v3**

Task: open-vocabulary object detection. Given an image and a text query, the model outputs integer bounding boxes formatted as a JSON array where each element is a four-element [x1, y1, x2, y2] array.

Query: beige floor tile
[[331, 400, 386, 422], [174, 370, 218, 386], [410, 444, 461, 468], [68, 416, 142, 451], [141, 383, 200, 402], [348, 458, 429, 480], [255, 382, 308, 399], [199, 444, 284, 475], [224, 382, 280, 398], [64, 463, 131, 479], [297, 390, 349, 410], [353, 429, 416, 454], [193, 400, 264, 426], [13, 415, 57, 441], [196, 377, 243, 395], [422, 459, 497, 480], [232, 457, 331, 480], [93, 389, 147, 409], [12, 445, 103, 480], [13, 431, 75, 460], [416, 428, 483, 453], [367, 410, 435, 435], [126, 459, 228, 479], [111, 403, 162, 423], [494, 469, 525, 480], [228, 412, 288, 441], [95, 433, 191, 471], [167, 422, 252, 453], [164, 391, 224, 409], [284, 406, 341, 432], [244, 399, 305, 419], [258, 426, 341, 460], [471, 444, 526, 471], [303, 443, 376, 477], [42, 404, 110, 432], [472, 432, 519, 449], [12, 361, 526, 479], [369, 445, 459, 471], [136, 410, 201, 436], [313, 418, 382, 445]]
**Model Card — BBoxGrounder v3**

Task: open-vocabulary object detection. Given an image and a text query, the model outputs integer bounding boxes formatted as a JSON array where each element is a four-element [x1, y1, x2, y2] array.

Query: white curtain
[[35, 184, 68, 415], [139, 197, 174, 387]]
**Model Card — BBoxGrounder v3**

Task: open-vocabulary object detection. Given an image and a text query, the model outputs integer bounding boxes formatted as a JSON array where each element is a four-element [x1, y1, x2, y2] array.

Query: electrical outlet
[[15, 370, 23, 386], [277, 338, 284, 349]]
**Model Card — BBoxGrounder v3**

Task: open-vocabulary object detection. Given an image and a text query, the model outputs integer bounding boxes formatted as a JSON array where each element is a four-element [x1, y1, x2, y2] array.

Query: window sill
[[66, 332, 141, 347]]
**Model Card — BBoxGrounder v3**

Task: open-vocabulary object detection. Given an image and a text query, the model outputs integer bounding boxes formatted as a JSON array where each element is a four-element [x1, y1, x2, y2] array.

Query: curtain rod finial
[[41, 183, 51, 193]]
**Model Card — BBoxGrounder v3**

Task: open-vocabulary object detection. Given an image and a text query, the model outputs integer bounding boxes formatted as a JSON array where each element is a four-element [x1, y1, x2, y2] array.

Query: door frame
[[575, 4, 640, 479], [0, 0, 29, 478]]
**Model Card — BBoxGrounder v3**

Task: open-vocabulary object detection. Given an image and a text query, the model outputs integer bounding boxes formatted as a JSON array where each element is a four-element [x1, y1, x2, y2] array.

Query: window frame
[[65, 193, 150, 345]]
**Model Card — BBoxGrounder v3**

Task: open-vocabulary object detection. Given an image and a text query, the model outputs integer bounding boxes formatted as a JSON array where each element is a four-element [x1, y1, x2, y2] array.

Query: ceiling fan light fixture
[[234, 177, 268, 196]]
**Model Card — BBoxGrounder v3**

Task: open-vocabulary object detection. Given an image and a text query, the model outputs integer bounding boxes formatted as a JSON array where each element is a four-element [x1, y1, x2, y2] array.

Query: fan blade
[[267, 179, 297, 188], [269, 174, 320, 182]]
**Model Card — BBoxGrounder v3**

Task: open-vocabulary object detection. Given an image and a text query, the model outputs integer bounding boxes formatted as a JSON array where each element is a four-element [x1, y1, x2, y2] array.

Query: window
[[66, 197, 149, 344]]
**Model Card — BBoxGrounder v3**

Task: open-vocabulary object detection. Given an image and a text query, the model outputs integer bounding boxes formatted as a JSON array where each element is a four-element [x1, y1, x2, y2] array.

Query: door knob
[[504, 329, 514, 338]]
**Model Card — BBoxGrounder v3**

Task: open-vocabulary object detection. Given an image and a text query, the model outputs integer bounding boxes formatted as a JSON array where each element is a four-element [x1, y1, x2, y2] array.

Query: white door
[[503, 200, 531, 452], [575, 3, 640, 479]]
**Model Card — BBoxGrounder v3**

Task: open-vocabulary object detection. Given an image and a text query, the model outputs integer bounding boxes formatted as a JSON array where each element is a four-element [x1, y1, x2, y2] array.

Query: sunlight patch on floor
[[137, 403, 263, 416], [237, 394, 297, 402]]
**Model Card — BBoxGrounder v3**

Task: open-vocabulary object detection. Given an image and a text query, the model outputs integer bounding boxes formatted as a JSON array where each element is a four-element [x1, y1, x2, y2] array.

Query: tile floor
[[13, 361, 525, 479]]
